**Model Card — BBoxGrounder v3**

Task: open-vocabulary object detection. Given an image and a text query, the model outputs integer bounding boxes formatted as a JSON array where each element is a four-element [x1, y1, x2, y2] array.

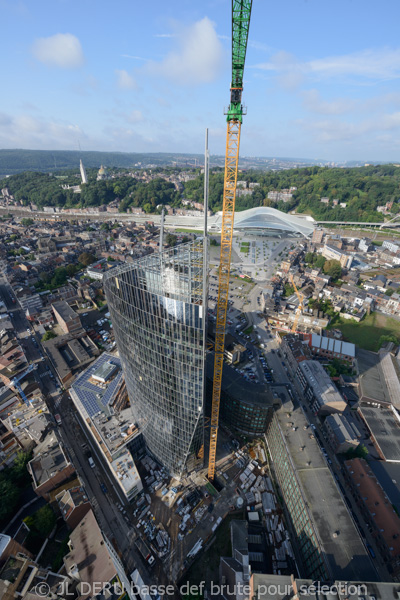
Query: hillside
[[0, 150, 204, 177], [1, 164, 400, 222]]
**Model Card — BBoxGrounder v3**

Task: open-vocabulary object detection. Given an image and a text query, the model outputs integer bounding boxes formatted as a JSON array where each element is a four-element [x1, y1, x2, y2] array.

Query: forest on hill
[[1, 164, 400, 222], [0, 149, 204, 176]]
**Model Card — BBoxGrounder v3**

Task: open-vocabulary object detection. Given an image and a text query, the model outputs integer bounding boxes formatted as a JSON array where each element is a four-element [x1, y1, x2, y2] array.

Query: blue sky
[[1, 0, 400, 162]]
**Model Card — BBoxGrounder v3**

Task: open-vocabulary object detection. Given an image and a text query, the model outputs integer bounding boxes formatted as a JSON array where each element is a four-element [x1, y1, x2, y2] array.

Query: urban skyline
[[1, 0, 400, 161]]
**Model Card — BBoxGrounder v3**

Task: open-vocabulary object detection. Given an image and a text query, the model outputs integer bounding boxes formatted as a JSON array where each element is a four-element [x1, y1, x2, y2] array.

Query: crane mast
[[208, 0, 253, 481]]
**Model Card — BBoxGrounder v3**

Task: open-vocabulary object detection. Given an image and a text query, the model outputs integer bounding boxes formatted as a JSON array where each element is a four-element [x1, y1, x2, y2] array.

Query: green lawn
[[332, 312, 400, 352]]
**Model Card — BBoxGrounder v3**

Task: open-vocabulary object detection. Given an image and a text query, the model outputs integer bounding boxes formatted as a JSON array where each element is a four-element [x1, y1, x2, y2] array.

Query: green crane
[[208, 0, 253, 481], [226, 0, 253, 122]]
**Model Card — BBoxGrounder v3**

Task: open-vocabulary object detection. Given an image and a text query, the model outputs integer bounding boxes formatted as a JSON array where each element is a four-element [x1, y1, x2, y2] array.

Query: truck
[[135, 537, 155, 566], [54, 413, 62, 426]]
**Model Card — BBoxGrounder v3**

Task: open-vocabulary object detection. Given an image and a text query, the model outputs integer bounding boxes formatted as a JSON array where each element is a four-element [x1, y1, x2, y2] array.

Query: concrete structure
[[322, 244, 353, 269], [80, 159, 88, 185], [64, 509, 133, 600], [219, 520, 251, 600], [265, 398, 374, 581], [324, 414, 360, 453], [224, 333, 246, 365], [358, 238, 373, 253], [344, 458, 400, 580], [104, 239, 207, 479], [297, 361, 347, 415], [42, 331, 99, 387], [281, 334, 311, 374], [312, 228, 324, 244], [0, 553, 68, 600], [252, 574, 395, 600], [51, 301, 82, 334], [70, 353, 143, 502], [28, 436, 75, 500], [231, 207, 314, 237], [56, 485, 91, 530], [383, 240, 400, 253]]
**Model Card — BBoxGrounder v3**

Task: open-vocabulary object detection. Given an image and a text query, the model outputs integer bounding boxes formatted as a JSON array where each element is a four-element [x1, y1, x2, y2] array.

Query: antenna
[[204, 128, 209, 238], [159, 208, 165, 251]]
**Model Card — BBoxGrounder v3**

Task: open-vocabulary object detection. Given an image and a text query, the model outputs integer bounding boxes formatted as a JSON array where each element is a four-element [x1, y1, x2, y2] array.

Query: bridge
[[316, 220, 400, 229]]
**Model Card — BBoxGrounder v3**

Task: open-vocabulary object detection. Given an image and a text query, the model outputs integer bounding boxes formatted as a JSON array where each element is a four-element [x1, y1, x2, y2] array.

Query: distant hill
[[0, 149, 205, 177]]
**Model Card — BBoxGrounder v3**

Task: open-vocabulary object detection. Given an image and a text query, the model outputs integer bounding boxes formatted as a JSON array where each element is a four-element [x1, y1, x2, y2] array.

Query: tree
[[34, 506, 56, 538], [0, 479, 19, 521], [314, 255, 326, 269], [39, 271, 52, 284], [210, 238, 219, 246], [304, 252, 314, 265], [78, 252, 96, 266], [283, 283, 295, 297], [323, 259, 342, 280], [378, 334, 398, 349], [166, 233, 177, 247], [42, 331, 57, 342], [21, 218, 34, 227], [66, 263, 79, 276], [52, 267, 68, 287]]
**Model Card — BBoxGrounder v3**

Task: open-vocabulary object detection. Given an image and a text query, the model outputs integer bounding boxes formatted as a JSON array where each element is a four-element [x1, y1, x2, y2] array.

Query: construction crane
[[289, 274, 304, 333], [1, 363, 38, 406], [208, 0, 253, 481]]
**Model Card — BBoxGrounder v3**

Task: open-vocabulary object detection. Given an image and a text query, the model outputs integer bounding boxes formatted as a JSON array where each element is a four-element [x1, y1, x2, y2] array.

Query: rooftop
[[111, 449, 141, 496], [252, 574, 400, 600], [299, 360, 345, 407], [231, 207, 315, 237], [51, 300, 79, 323], [369, 461, 400, 514], [56, 486, 89, 520], [325, 413, 359, 445], [70, 353, 123, 418], [70, 353, 139, 458], [63, 510, 118, 599], [310, 333, 355, 358], [345, 458, 400, 557], [28, 438, 71, 488], [357, 348, 393, 405], [274, 398, 374, 581], [359, 405, 400, 462]]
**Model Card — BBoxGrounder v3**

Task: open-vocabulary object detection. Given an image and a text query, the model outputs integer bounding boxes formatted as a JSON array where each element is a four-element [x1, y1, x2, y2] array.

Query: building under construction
[[104, 239, 208, 479]]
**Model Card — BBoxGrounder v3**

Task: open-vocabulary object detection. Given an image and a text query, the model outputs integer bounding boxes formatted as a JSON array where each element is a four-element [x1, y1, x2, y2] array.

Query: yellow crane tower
[[207, 0, 253, 481], [289, 274, 304, 333]]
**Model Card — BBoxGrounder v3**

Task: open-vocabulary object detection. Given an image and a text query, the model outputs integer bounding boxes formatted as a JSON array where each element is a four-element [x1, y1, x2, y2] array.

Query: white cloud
[[299, 110, 400, 143], [302, 89, 356, 115], [253, 47, 400, 86], [121, 54, 148, 61], [115, 69, 137, 90], [0, 111, 85, 149], [32, 33, 84, 68], [146, 17, 224, 85], [127, 110, 143, 123], [309, 48, 400, 80]]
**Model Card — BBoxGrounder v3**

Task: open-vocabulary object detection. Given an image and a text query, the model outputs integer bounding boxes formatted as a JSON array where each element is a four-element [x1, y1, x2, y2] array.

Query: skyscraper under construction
[[103, 239, 207, 478]]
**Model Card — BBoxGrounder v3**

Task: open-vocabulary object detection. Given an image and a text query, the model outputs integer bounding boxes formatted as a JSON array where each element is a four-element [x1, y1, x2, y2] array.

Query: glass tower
[[103, 239, 207, 479]]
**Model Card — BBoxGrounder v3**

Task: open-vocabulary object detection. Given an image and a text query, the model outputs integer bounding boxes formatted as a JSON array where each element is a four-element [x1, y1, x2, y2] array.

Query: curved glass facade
[[103, 240, 207, 479]]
